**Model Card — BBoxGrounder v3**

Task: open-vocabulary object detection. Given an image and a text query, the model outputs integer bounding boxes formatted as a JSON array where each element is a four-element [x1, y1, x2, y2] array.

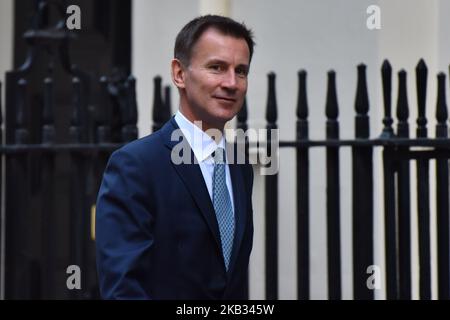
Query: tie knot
[[213, 147, 226, 164]]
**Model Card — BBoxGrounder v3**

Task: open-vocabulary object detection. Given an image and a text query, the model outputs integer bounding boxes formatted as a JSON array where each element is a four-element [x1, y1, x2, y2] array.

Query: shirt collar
[[174, 110, 226, 163]]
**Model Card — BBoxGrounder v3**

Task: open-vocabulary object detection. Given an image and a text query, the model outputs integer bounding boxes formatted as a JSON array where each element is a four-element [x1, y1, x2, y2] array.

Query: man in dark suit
[[95, 15, 255, 299]]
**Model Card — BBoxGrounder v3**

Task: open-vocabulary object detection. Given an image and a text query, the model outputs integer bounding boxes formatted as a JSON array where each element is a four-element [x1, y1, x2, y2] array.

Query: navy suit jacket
[[96, 117, 254, 299]]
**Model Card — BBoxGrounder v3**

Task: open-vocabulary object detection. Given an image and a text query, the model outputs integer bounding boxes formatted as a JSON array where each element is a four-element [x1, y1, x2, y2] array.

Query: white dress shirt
[[174, 110, 235, 212]]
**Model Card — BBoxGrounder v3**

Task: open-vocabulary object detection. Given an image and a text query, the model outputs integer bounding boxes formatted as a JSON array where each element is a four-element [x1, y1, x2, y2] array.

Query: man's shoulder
[[121, 131, 162, 152], [111, 130, 168, 165]]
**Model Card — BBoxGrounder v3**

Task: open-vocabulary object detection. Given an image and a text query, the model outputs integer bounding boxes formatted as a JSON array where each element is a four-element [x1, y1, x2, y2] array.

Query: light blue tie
[[212, 147, 235, 271]]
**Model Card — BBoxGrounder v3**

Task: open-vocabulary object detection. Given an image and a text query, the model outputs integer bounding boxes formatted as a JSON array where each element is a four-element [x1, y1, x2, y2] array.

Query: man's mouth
[[213, 96, 237, 102]]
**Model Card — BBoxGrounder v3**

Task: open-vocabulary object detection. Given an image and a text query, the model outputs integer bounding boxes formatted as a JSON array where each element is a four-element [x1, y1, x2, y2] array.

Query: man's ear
[[171, 59, 186, 89]]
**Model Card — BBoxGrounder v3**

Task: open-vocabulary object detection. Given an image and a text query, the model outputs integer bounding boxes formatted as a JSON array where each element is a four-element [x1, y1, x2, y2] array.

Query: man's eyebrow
[[205, 58, 227, 65], [236, 63, 249, 70], [205, 59, 249, 68]]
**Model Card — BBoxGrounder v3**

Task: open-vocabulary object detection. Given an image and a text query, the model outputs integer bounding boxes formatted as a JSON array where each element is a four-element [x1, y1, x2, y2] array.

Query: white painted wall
[[199, 0, 230, 16], [0, 0, 13, 80], [0, 0, 13, 301], [132, 0, 199, 136], [132, 0, 448, 300], [0, 0, 13, 113]]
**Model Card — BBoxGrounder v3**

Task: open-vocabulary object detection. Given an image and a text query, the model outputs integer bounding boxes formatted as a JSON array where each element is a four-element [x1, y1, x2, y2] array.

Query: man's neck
[[178, 108, 225, 139]]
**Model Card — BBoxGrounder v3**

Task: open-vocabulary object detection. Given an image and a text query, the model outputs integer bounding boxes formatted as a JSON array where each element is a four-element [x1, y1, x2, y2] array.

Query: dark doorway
[[5, 0, 132, 299]]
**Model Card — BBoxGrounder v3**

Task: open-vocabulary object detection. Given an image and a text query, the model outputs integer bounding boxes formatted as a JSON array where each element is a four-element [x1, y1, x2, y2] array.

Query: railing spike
[[297, 70, 308, 120], [396, 70, 409, 138], [355, 64, 369, 114], [355, 64, 370, 138], [152, 76, 164, 132], [127, 76, 138, 125], [416, 59, 428, 138], [436, 73, 448, 131], [326, 70, 339, 140], [326, 70, 338, 120], [121, 75, 138, 142], [266, 72, 277, 125], [397, 70, 409, 121], [237, 96, 248, 131], [380, 59, 394, 138], [163, 85, 172, 122]]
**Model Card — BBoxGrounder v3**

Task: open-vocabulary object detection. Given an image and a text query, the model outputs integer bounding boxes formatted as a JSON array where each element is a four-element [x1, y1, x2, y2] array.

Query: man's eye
[[209, 65, 222, 71], [236, 68, 248, 77]]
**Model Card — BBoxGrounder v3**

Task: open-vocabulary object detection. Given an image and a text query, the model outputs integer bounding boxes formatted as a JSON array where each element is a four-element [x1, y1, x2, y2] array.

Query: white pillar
[[199, 0, 230, 16], [0, 0, 13, 300], [0, 0, 13, 100]]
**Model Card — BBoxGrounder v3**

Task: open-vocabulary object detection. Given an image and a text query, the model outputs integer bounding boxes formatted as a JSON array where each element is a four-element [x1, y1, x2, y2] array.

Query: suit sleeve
[[95, 148, 154, 299]]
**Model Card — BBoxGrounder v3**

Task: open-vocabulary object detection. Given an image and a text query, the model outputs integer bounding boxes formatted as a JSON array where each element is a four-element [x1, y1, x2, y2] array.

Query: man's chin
[[217, 108, 240, 120], [204, 116, 234, 131], [218, 114, 237, 126]]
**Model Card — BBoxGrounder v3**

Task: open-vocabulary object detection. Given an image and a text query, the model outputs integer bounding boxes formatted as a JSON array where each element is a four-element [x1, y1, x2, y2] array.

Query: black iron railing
[[244, 59, 450, 300]]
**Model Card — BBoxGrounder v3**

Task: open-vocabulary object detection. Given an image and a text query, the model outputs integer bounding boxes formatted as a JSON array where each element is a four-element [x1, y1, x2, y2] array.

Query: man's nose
[[221, 69, 238, 90]]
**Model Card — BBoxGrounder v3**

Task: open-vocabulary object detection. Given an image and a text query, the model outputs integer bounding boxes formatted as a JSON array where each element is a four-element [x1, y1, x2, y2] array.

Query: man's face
[[173, 28, 250, 131]]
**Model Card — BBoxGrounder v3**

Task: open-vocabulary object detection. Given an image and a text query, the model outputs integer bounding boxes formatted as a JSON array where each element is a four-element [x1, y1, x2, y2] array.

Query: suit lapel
[[161, 118, 248, 274], [161, 118, 222, 250]]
